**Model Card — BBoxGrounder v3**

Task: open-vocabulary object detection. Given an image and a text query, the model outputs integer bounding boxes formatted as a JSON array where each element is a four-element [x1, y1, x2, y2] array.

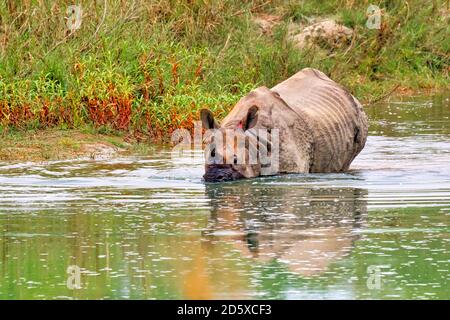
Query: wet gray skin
[[201, 69, 369, 182], [0, 93, 449, 299]]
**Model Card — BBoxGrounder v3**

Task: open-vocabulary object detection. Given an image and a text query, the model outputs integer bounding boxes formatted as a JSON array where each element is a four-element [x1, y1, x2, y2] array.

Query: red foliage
[[86, 96, 132, 130]]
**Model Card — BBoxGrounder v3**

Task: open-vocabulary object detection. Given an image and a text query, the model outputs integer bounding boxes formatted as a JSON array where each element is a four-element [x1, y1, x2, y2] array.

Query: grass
[[0, 0, 449, 143], [0, 128, 129, 161], [0, 127, 169, 161]]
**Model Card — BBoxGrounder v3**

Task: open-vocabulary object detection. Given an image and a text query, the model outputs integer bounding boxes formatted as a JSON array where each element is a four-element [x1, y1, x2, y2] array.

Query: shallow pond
[[0, 93, 449, 299]]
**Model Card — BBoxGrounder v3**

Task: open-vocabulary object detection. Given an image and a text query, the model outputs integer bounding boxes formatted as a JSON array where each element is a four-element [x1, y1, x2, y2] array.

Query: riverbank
[[1, 1, 448, 142], [0, 128, 160, 162], [0, 129, 118, 161], [2, 90, 448, 162]]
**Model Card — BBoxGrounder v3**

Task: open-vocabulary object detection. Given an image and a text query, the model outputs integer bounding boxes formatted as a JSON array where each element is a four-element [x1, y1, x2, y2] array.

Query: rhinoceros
[[200, 68, 368, 182]]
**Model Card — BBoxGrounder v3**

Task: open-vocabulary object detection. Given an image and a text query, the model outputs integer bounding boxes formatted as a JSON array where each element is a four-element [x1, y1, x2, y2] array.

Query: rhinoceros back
[[271, 68, 368, 172]]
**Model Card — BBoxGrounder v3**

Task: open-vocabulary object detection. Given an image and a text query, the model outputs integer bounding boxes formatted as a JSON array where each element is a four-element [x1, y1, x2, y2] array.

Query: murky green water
[[0, 94, 449, 300]]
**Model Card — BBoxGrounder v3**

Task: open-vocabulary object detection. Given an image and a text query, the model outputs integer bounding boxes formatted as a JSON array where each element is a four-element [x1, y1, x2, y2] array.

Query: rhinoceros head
[[200, 106, 268, 182]]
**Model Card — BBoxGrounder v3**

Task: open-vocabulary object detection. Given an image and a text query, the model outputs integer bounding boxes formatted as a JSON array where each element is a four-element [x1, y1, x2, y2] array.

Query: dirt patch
[[253, 14, 282, 34], [79, 143, 121, 160], [253, 15, 353, 50], [0, 129, 126, 162], [288, 19, 353, 49]]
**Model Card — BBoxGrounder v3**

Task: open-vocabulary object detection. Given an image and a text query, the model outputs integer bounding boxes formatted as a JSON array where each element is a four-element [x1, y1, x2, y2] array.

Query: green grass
[[0, 0, 448, 141]]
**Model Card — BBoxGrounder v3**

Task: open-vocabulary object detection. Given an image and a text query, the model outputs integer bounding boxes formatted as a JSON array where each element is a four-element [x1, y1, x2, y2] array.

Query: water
[[0, 94, 449, 300]]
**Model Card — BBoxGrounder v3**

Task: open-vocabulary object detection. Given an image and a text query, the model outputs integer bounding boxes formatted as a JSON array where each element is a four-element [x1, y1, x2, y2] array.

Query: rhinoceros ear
[[242, 106, 259, 131], [200, 109, 220, 130]]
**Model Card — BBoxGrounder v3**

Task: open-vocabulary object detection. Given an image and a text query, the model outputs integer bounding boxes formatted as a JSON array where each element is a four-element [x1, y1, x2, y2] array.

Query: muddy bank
[[0, 130, 129, 162]]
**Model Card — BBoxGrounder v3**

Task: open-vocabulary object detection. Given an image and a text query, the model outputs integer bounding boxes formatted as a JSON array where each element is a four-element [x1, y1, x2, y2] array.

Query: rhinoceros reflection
[[203, 181, 367, 276]]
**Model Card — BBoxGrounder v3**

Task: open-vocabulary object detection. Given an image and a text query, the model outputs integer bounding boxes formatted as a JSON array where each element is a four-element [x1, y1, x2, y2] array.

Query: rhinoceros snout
[[203, 164, 244, 183]]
